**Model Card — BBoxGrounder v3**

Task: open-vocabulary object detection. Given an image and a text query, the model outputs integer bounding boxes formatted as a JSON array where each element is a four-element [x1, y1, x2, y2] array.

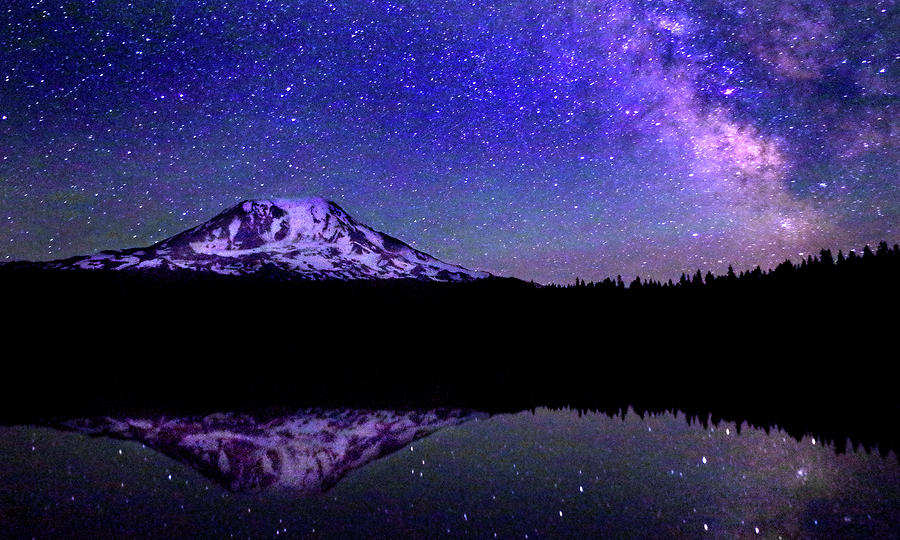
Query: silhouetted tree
[[692, 269, 703, 286]]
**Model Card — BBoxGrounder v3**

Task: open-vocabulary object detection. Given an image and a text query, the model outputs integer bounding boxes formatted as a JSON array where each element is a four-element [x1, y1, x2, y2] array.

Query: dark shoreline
[[1, 266, 897, 456]]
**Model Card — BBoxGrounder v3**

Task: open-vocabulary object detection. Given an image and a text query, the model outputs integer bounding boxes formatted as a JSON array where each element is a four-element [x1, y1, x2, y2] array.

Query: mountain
[[22, 197, 489, 281], [58, 408, 480, 492]]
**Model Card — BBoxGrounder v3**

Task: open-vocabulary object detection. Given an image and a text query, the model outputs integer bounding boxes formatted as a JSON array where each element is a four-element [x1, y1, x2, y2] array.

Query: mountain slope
[[27, 197, 489, 281], [58, 409, 479, 492]]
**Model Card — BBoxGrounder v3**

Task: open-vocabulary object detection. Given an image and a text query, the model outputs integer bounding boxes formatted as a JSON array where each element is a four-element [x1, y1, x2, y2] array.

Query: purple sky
[[1, 0, 896, 283]]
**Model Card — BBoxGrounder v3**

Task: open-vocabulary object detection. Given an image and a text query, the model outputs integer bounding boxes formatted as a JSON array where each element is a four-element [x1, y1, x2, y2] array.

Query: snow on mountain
[[58, 408, 479, 492], [33, 197, 490, 281]]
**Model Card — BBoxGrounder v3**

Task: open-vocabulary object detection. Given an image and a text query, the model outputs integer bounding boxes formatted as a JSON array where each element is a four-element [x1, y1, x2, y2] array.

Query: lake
[[1, 408, 897, 539]]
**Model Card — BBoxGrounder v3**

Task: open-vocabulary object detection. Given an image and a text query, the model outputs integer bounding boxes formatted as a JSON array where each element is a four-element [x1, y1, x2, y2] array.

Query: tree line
[[564, 241, 900, 294]]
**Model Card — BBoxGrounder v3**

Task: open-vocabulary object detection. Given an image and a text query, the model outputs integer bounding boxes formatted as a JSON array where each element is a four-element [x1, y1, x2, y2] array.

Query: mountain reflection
[[1, 407, 897, 539]]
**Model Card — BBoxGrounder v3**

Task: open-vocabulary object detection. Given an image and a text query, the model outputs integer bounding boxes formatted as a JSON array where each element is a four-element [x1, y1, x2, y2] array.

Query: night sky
[[1, 0, 897, 284]]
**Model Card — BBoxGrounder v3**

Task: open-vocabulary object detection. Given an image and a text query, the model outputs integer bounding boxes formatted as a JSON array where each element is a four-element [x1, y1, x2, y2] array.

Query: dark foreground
[[1, 263, 898, 456]]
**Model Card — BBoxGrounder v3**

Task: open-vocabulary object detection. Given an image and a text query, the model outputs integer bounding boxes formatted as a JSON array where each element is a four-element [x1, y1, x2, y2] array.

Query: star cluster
[[0, 0, 896, 283]]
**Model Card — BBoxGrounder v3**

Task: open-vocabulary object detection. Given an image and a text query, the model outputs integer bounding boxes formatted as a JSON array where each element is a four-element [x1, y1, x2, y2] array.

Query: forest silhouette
[[563, 241, 897, 293], [1, 242, 898, 456]]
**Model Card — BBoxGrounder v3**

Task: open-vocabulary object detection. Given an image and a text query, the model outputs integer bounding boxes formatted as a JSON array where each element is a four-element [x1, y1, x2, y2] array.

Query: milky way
[[1, 0, 896, 283]]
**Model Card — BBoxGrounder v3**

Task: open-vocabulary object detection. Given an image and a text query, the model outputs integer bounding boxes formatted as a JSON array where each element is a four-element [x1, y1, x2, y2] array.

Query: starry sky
[[1, 0, 897, 283]]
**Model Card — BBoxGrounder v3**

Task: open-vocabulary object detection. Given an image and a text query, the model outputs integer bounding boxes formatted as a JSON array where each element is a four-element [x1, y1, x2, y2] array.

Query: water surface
[[1, 408, 897, 538]]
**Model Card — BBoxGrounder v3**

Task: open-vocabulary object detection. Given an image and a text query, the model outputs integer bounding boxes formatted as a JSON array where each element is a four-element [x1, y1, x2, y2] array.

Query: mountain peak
[[36, 196, 490, 281], [233, 196, 344, 217], [163, 196, 357, 253], [261, 195, 338, 210]]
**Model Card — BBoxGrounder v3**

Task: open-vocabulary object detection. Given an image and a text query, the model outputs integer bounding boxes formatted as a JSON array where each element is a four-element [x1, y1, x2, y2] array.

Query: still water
[[1, 408, 898, 539]]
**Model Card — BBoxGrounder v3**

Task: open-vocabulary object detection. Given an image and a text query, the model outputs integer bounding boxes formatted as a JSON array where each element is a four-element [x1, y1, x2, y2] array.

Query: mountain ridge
[[9, 197, 489, 282]]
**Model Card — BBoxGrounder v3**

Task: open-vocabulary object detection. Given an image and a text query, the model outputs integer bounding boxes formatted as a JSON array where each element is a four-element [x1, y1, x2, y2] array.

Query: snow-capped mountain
[[59, 408, 480, 492], [32, 197, 489, 281]]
